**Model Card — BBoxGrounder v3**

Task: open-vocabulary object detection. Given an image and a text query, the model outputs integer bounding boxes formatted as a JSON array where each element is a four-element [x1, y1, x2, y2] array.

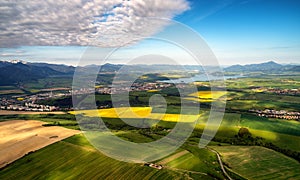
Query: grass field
[[211, 146, 300, 180], [239, 114, 300, 136], [195, 111, 300, 152], [23, 77, 72, 93], [0, 134, 213, 179], [226, 76, 300, 90], [224, 75, 300, 111], [163, 148, 217, 173], [0, 86, 24, 95]]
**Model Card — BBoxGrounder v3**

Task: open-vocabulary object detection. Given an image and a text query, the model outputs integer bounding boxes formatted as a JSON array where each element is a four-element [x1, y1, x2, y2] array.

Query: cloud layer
[[0, 0, 189, 47]]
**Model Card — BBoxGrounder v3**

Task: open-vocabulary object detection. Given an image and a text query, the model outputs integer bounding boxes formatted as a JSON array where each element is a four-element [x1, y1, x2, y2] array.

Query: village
[[250, 109, 300, 121], [0, 95, 60, 112], [0, 82, 173, 112], [252, 87, 300, 95]]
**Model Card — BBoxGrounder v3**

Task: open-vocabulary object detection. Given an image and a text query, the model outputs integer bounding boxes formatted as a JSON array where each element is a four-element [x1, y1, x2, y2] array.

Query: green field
[[0, 86, 24, 95], [0, 134, 195, 179], [239, 114, 300, 136], [226, 75, 300, 90], [23, 77, 72, 92], [161, 146, 222, 175], [211, 146, 300, 180]]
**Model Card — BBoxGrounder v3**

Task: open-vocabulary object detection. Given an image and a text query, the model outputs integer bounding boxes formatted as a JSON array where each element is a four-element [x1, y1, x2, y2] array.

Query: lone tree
[[238, 127, 252, 138]]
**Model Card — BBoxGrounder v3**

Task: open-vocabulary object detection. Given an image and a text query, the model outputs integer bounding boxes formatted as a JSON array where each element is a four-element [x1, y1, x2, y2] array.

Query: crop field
[[234, 114, 300, 152], [195, 111, 300, 152], [69, 107, 300, 152], [0, 134, 214, 179], [189, 91, 227, 99], [239, 114, 300, 136], [226, 76, 300, 90], [185, 91, 227, 102], [225, 97, 300, 111], [224, 76, 300, 111], [211, 146, 300, 180], [69, 107, 201, 123], [0, 120, 79, 168], [249, 129, 300, 152], [158, 150, 189, 165], [162, 150, 215, 173]]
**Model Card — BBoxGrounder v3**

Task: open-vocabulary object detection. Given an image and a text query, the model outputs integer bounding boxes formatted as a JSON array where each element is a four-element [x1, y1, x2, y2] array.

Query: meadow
[[211, 146, 300, 180], [0, 134, 217, 179], [0, 86, 24, 95]]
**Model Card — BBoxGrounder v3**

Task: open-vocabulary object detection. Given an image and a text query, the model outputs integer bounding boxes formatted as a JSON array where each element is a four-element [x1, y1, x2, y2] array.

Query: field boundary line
[[158, 150, 189, 165]]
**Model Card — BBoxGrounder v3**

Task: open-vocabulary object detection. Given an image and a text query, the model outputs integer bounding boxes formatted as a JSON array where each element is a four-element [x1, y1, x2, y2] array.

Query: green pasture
[[226, 75, 300, 89], [239, 114, 300, 136], [0, 85, 24, 95], [211, 146, 300, 180], [0, 134, 215, 179]]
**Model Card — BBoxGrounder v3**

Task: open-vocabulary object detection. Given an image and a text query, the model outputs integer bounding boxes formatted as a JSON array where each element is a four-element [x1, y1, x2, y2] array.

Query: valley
[[0, 61, 299, 179]]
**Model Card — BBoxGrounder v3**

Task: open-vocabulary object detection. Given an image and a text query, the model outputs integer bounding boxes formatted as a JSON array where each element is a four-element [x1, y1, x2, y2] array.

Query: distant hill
[[225, 61, 298, 72], [29, 62, 75, 74], [0, 60, 299, 86], [78, 63, 122, 73], [288, 66, 300, 72], [0, 60, 126, 85], [0, 61, 66, 85]]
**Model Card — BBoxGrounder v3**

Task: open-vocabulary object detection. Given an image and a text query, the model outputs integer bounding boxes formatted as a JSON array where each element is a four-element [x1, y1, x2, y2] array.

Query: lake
[[160, 73, 244, 83]]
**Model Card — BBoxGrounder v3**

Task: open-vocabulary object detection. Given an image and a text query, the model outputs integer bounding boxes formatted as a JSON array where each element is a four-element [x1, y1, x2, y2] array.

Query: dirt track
[[0, 120, 80, 168]]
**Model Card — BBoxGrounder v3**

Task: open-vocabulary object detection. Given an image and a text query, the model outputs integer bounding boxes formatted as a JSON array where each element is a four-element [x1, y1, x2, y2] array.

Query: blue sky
[[0, 0, 299, 65], [176, 0, 300, 65]]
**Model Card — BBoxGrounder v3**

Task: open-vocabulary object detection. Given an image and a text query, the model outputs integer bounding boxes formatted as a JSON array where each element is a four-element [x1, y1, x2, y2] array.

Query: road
[[206, 147, 233, 180]]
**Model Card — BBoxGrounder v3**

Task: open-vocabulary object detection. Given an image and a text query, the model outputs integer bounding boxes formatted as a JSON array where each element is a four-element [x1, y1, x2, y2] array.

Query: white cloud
[[0, 0, 189, 47]]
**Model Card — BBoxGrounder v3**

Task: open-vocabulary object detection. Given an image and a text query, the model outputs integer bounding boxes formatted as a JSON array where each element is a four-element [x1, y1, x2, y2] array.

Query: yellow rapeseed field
[[70, 107, 152, 119], [189, 91, 227, 99], [16, 97, 24, 101], [147, 90, 159, 92], [70, 107, 200, 123], [184, 91, 227, 102]]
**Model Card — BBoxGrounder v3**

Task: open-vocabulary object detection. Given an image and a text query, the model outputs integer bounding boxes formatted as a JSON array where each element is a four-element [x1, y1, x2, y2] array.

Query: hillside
[[0, 61, 65, 85], [0, 61, 122, 86], [225, 61, 298, 72]]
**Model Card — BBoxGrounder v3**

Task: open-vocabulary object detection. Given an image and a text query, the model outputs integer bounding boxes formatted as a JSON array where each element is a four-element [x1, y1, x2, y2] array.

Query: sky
[[0, 0, 299, 66]]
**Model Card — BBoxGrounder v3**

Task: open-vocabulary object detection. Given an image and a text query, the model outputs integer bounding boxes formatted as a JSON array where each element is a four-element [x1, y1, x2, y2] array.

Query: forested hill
[[225, 61, 299, 72]]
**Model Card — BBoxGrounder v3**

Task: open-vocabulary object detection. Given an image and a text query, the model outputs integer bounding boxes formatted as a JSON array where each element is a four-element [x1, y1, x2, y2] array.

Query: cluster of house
[[250, 109, 300, 120], [1, 103, 58, 112], [131, 82, 172, 91], [267, 88, 300, 95], [73, 82, 173, 95], [252, 87, 300, 95], [0, 91, 67, 112]]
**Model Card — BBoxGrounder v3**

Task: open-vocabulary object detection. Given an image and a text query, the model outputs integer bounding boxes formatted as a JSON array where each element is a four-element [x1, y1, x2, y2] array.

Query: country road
[[206, 147, 233, 180]]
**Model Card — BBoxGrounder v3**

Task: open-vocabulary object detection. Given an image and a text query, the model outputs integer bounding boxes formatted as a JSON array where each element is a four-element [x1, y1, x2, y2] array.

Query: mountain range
[[224, 61, 299, 72], [0, 60, 299, 85]]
